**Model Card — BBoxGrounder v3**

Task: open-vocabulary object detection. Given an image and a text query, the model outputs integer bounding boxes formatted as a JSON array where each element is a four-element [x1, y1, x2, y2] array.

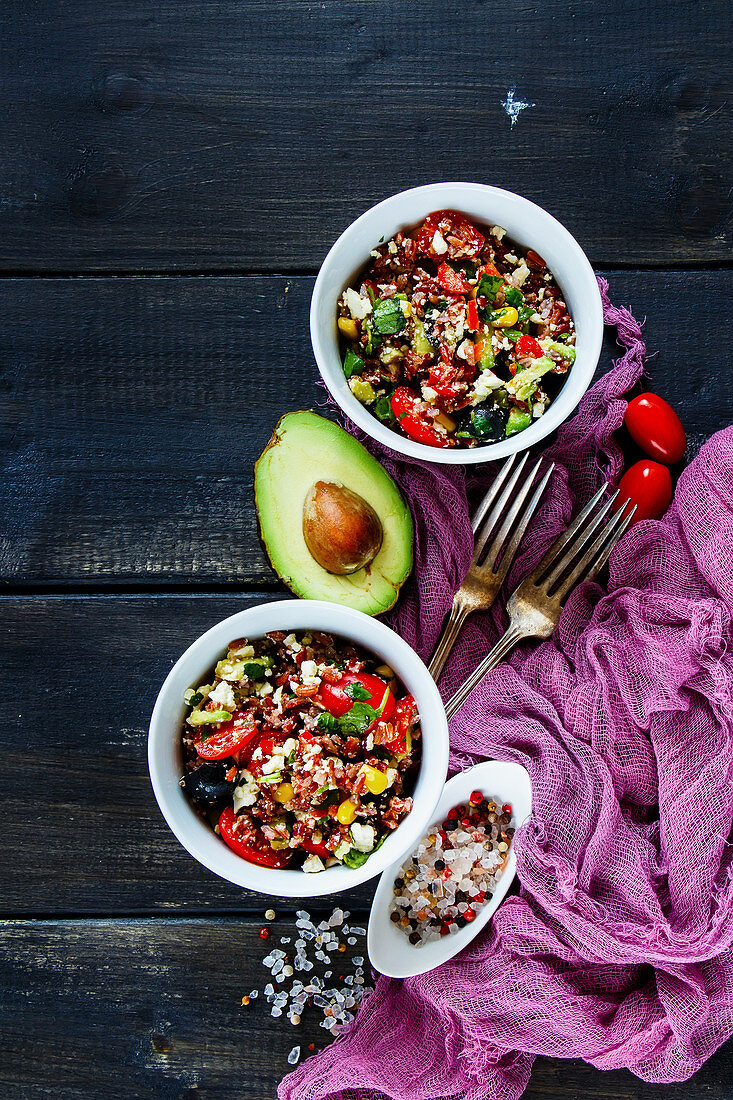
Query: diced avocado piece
[[411, 317, 433, 357], [506, 356, 555, 403], [187, 707, 232, 727], [254, 412, 413, 615], [506, 408, 533, 436], [349, 377, 377, 405]]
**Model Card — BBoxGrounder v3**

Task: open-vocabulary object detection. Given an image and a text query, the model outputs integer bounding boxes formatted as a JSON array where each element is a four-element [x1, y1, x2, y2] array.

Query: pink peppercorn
[[469, 790, 483, 805], [259, 927, 270, 940], [464, 907, 476, 923]]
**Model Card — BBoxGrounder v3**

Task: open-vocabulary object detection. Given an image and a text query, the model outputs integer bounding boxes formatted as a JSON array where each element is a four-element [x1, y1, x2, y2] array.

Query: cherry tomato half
[[318, 671, 396, 724], [624, 393, 686, 465], [391, 386, 452, 448], [416, 210, 485, 260], [194, 710, 259, 761], [616, 460, 672, 524], [218, 808, 293, 868], [515, 334, 544, 361]]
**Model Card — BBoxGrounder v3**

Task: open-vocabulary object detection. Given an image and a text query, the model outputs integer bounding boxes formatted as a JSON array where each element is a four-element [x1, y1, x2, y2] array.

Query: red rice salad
[[337, 210, 575, 448], [180, 631, 421, 872]]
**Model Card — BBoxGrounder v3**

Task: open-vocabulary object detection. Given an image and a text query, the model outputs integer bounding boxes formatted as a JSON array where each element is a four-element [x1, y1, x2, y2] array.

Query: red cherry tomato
[[218, 808, 293, 868], [467, 299, 479, 332], [194, 711, 259, 761], [318, 671, 395, 724], [390, 387, 452, 448], [515, 335, 544, 360], [616, 460, 672, 524], [624, 393, 686, 464], [436, 262, 472, 296], [416, 210, 485, 259], [300, 838, 332, 861]]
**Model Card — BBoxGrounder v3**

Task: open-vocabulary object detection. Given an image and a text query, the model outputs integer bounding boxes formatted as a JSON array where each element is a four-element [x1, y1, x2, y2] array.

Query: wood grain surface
[[1, 920, 731, 1100], [2, 271, 730, 589], [2, 0, 731, 1096], [1, 1, 730, 272]]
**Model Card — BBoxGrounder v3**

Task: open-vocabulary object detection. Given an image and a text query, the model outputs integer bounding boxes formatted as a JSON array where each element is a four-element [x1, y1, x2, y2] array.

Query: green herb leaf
[[243, 661, 266, 680], [460, 260, 477, 280], [372, 298, 407, 335], [504, 286, 524, 308], [317, 712, 337, 733], [476, 273, 503, 303], [343, 348, 364, 379], [373, 395, 396, 424], [188, 691, 203, 707], [342, 834, 385, 869], [337, 701, 379, 737], [345, 682, 371, 701]]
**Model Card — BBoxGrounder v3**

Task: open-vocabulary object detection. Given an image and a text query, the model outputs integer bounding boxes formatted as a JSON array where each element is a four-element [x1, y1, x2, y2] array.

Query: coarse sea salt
[[389, 795, 516, 946]]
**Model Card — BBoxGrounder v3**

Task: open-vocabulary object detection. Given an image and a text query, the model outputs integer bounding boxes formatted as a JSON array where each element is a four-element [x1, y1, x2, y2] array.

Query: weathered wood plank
[[0, 593, 382, 916], [1, 1, 730, 271], [0, 919, 730, 1099], [2, 271, 730, 587]]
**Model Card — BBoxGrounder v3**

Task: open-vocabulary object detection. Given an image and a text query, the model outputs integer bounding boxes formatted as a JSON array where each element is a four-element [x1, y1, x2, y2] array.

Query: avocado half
[[254, 411, 413, 615]]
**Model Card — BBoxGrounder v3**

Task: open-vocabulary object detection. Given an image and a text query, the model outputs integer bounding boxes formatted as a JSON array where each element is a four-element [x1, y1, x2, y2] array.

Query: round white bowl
[[311, 182, 603, 464], [148, 600, 449, 898]]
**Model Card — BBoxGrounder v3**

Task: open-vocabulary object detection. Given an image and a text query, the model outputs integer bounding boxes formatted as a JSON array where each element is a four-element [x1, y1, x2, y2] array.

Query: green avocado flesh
[[255, 411, 413, 615]]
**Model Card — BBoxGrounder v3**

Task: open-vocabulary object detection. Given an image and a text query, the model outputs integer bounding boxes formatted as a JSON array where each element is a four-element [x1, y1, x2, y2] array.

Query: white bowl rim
[[310, 181, 603, 465], [367, 759, 532, 978], [148, 599, 449, 898]]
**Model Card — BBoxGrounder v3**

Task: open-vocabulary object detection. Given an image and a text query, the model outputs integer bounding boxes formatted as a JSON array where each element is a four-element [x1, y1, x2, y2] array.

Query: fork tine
[[487, 461, 555, 584], [471, 454, 518, 535], [530, 482, 609, 583], [542, 489, 620, 591], [472, 452, 530, 563], [589, 501, 635, 576], [475, 454, 542, 568], [552, 500, 635, 600]]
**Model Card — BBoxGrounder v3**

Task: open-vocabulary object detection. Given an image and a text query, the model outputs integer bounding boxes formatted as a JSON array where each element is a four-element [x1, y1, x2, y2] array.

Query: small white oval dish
[[368, 759, 532, 979]]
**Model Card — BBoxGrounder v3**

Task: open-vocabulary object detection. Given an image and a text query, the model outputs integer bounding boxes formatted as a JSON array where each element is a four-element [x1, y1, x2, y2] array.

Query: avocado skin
[[254, 411, 413, 616]]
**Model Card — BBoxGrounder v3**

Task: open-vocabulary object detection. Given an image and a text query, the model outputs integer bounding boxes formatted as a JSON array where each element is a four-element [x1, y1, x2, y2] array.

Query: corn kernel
[[362, 764, 389, 795], [493, 307, 518, 328], [337, 798, 357, 825], [274, 781, 294, 804], [338, 316, 359, 340]]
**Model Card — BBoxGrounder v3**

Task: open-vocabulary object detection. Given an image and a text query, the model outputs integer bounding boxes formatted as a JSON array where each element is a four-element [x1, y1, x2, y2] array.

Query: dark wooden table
[[1, 3, 731, 1097]]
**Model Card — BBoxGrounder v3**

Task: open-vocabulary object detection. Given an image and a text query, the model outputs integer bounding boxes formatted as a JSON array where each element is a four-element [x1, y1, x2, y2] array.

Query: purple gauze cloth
[[280, 279, 733, 1100]]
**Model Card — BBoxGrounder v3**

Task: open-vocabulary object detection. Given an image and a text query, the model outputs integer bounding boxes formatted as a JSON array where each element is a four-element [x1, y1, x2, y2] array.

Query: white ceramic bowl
[[148, 600, 449, 898], [311, 182, 603, 464], [368, 760, 532, 978]]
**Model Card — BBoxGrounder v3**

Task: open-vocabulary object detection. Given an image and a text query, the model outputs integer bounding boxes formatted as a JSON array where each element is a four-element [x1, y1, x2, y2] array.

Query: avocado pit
[[303, 481, 383, 575]]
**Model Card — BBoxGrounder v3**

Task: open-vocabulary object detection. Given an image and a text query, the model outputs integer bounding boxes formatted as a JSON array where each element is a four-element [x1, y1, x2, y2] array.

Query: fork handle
[[443, 623, 528, 721], [427, 601, 471, 681]]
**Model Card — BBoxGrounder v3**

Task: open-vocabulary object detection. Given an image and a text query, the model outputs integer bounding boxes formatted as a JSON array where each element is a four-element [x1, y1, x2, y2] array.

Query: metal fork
[[428, 452, 555, 680], [444, 485, 636, 721]]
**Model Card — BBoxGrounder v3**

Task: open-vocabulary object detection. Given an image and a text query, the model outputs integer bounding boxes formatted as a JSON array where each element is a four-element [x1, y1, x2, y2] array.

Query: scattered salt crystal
[[350, 926, 366, 935], [287, 1045, 301, 1065], [347, 937, 357, 945], [353, 957, 363, 966], [271, 1007, 283, 1017]]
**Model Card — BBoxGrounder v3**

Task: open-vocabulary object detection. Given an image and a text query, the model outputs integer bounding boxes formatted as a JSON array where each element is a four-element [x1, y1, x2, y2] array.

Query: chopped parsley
[[372, 297, 407, 335]]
